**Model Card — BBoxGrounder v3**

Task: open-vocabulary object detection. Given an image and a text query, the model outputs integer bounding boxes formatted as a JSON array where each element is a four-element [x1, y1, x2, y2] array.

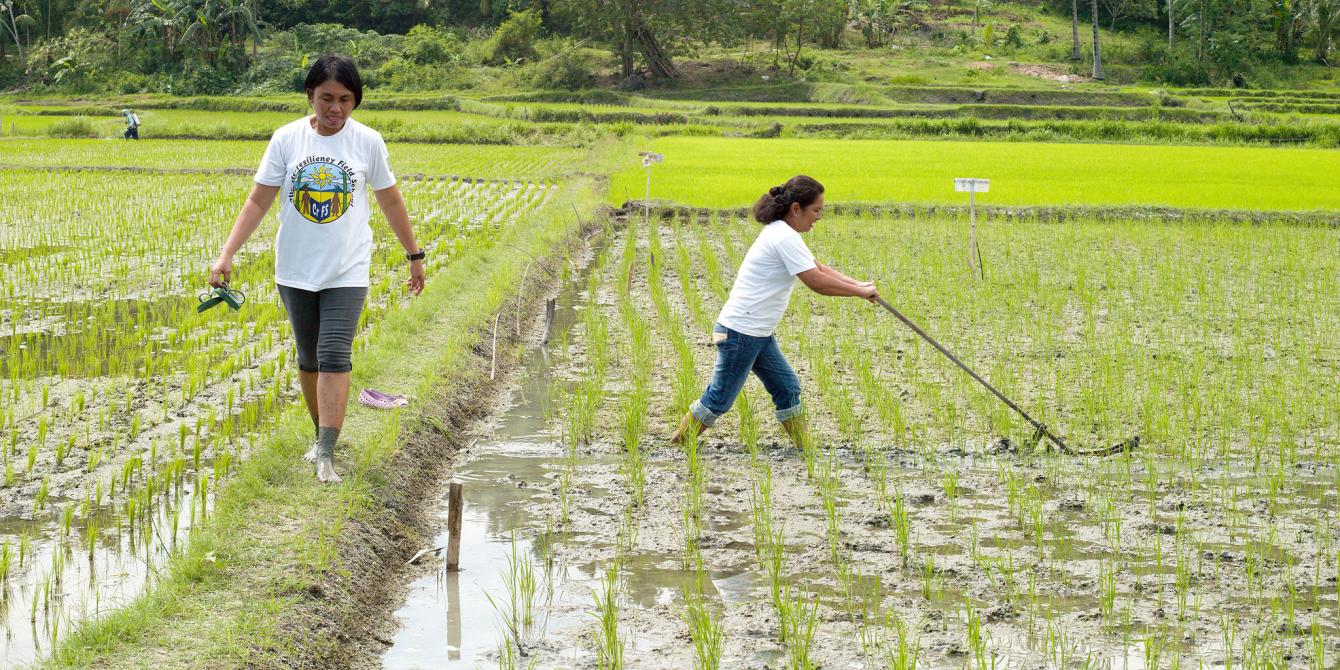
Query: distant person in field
[[208, 54, 427, 484], [671, 175, 879, 450], [121, 109, 140, 140]]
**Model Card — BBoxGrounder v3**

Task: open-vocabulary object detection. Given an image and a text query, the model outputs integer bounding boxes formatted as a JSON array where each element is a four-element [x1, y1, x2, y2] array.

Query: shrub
[[46, 117, 99, 138], [375, 58, 469, 91], [1146, 55, 1212, 86], [487, 9, 541, 65], [108, 71, 151, 95], [404, 25, 463, 66], [27, 28, 118, 92], [526, 40, 597, 90], [290, 24, 403, 69]]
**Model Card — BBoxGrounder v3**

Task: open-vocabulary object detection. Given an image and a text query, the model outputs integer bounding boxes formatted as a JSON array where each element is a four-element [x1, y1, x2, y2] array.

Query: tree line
[[0, 0, 1335, 93]]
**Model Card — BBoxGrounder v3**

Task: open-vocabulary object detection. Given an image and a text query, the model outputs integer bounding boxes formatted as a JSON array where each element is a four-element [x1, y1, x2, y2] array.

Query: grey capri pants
[[276, 285, 368, 373]]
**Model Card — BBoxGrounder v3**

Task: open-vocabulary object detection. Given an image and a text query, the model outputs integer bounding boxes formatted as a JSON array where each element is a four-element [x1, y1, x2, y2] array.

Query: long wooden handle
[[873, 296, 1071, 452]]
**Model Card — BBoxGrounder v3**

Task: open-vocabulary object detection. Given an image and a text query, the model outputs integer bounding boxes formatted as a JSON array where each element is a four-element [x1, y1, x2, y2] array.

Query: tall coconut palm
[[1071, 0, 1082, 60], [1310, 0, 1339, 63], [0, 0, 36, 68], [1167, 0, 1175, 48], [1091, 0, 1103, 79]]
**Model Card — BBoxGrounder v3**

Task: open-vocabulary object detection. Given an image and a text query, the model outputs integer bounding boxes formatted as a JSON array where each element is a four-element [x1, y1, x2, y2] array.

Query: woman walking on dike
[[208, 55, 427, 484], [671, 175, 879, 449]]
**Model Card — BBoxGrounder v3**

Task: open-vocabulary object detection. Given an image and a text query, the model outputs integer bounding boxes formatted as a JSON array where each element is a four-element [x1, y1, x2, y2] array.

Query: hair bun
[[769, 186, 784, 197]]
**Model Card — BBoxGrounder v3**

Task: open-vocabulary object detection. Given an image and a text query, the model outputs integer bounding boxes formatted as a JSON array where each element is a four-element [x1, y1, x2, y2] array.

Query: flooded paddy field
[[381, 210, 1339, 669], [0, 148, 561, 665], [3, 135, 1336, 670]]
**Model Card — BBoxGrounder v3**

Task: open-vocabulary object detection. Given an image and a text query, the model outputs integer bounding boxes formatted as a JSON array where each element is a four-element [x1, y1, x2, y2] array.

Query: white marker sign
[[954, 178, 990, 279], [639, 152, 665, 221], [954, 178, 990, 193]]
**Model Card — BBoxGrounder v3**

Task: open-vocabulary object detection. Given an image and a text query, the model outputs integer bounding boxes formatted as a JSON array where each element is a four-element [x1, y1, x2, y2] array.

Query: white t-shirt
[[254, 116, 396, 291], [717, 221, 817, 337]]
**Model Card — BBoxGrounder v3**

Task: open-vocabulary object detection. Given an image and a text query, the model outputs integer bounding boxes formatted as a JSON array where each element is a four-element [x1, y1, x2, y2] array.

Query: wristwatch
[[407, 249, 426, 262]]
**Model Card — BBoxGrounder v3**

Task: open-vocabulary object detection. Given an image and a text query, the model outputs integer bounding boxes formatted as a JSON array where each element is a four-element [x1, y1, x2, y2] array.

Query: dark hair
[[304, 55, 363, 108], [753, 175, 824, 223]]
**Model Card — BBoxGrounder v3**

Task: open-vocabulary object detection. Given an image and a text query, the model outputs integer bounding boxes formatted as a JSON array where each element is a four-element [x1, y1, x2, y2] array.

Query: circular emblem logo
[[291, 161, 352, 224]]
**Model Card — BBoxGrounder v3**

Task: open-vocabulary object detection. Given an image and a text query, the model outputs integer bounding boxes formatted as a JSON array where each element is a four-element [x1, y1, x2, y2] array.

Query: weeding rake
[[873, 296, 1138, 457]]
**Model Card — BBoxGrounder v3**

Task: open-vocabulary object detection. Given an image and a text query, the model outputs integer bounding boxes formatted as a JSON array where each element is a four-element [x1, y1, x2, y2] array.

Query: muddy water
[[0, 471, 211, 666], [383, 216, 1340, 669], [380, 450, 581, 668], [381, 240, 771, 668]]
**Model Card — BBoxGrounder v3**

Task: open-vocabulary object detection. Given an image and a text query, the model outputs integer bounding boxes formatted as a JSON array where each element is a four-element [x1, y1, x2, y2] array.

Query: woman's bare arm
[[209, 183, 280, 287]]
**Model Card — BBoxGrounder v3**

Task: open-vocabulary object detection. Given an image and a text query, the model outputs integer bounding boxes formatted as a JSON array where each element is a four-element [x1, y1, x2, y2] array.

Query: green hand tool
[[198, 283, 246, 313]]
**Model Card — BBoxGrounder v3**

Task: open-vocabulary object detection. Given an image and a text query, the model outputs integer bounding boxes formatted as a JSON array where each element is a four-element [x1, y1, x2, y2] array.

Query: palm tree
[[1091, 0, 1103, 79], [216, 0, 262, 59], [0, 0, 36, 68], [1310, 0, 1339, 63], [1071, 0, 1082, 60], [127, 0, 185, 61], [1167, 0, 1175, 48]]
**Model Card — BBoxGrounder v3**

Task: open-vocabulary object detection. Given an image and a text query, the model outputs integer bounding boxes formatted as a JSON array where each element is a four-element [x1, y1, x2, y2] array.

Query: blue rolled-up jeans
[[689, 323, 804, 427]]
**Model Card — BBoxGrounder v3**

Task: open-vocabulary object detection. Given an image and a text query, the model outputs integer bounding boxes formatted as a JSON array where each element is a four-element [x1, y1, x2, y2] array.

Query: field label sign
[[954, 178, 990, 193], [955, 178, 989, 279]]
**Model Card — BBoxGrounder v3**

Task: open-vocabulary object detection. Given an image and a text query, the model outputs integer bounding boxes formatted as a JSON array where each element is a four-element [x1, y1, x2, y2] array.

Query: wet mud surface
[[379, 213, 1340, 669]]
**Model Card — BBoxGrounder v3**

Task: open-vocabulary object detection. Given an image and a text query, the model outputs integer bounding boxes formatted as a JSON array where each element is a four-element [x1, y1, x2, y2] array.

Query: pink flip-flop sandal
[[359, 388, 410, 409]]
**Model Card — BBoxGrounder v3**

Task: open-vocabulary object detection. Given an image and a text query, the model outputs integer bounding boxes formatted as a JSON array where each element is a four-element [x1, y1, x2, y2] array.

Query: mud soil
[[255, 223, 604, 669], [373, 213, 1340, 669]]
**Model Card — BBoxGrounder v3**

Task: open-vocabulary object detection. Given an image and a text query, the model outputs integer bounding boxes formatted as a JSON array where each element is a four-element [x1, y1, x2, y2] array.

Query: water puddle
[[382, 238, 773, 668], [0, 466, 213, 665], [381, 452, 578, 668]]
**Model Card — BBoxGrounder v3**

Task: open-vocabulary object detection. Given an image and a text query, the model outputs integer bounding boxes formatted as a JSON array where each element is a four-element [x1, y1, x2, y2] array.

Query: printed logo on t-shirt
[[290, 157, 358, 224]]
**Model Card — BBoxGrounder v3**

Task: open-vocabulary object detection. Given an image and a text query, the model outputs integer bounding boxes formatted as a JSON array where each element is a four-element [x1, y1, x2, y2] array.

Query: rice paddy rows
[[0, 138, 585, 181], [608, 137, 1340, 212], [510, 209, 1340, 669], [0, 161, 559, 664]]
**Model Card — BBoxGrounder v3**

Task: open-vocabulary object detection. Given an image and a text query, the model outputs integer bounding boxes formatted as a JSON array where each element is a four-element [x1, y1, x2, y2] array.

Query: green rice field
[[0, 90, 1336, 669], [608, 136, 1340, 211]]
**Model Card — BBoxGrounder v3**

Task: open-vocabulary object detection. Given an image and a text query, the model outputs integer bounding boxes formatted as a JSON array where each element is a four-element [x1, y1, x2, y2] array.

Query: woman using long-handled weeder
[[208, 55, 426, 484], [671, 175, 879, 449]]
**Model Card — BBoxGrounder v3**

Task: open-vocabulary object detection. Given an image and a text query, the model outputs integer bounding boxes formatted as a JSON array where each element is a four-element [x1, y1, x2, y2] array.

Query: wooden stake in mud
[[541, 298, 556, 345], [490, 312, 500, 380], [445, 481, 463, 572], [954, 178, 989, 280]]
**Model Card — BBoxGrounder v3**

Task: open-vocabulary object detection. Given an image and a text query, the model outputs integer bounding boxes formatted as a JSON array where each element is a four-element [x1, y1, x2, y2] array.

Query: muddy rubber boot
[[781, 416, 813, 452], [670, 412, 707, 446]]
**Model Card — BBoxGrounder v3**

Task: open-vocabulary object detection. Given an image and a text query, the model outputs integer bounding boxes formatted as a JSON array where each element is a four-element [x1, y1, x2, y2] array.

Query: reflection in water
[[382, 240, 771, 668], [446, 570, 460, 661], [0, 470, 212, 665]]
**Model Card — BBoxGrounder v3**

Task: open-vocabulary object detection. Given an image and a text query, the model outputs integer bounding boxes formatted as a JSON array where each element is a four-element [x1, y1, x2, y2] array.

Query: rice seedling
[[880, 617, 921, 670], [33, 476, 49, 515], [780, 581, 820, 670], [920, 554, 937, 601], [495, 638, 537, 670], [482, 532, 544, 652], [591, 562, 623, 670], [681, 567, 723, 670]]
